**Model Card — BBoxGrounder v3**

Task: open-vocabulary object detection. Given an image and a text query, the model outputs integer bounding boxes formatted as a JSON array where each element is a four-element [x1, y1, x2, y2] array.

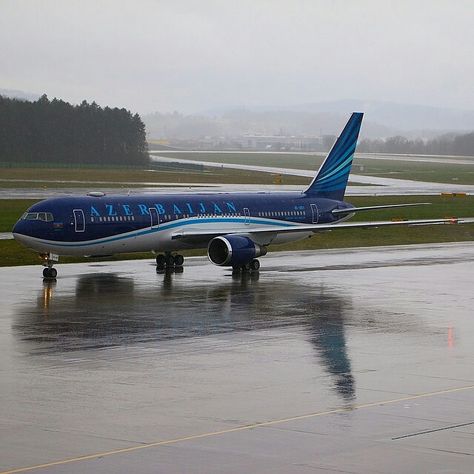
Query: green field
[[156, 152, 474, 185], [2, 195, 473, 267], [354, 158, 474, 185], [156, 151, 324, 171]]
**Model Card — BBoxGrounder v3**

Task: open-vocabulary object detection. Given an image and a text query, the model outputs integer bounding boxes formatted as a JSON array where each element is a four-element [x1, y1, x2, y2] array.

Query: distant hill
[[143, 110, 392, 140], [209, 100, 474, 135], [268, 100, 474, 133], [144, 100, 474, 141], [0, 88, 40, 102]]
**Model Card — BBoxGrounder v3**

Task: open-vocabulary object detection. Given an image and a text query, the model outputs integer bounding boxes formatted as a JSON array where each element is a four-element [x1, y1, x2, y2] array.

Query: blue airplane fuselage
[[13, 192, 353, 256]]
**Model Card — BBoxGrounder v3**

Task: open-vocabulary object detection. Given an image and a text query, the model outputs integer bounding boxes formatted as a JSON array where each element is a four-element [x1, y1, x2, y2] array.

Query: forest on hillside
[[0, 95, 149, 166]]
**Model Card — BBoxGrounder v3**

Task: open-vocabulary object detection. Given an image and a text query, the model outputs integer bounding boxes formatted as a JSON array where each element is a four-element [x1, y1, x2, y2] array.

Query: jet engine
[[207, 235, 267, 266]]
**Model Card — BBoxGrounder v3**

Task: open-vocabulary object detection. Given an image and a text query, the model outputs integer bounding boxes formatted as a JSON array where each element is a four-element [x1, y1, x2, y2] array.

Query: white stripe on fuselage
[[15, 216, 312, 256]]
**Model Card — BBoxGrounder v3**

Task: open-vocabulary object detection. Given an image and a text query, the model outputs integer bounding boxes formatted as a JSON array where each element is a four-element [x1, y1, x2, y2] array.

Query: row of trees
[[358, 133, 474, 156], [0, 95, 149, 165]]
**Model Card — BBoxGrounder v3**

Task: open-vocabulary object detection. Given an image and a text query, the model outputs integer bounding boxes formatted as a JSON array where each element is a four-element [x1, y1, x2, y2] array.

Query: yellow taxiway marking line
[[2, 384, 474, 474]]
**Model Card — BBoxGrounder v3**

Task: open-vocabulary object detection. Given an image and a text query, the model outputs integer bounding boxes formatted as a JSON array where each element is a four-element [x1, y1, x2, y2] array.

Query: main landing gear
[[155, 252, 184, 271], [40, 253, 59, 279], [232, 259, 260, 274]]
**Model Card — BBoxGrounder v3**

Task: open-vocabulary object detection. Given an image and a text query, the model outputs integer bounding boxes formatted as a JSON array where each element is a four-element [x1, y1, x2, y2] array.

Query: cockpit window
[[22, 212, 54, 222]]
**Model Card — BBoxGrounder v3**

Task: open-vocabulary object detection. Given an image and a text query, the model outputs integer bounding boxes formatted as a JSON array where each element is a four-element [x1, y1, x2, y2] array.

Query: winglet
[[305, 112, 363, 200]]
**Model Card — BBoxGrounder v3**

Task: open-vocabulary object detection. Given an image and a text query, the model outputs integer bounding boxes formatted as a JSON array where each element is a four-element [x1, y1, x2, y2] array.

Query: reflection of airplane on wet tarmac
[[15, 272, 441, 403], [12, 113, 470, 278], [16, 274, 358, 401]]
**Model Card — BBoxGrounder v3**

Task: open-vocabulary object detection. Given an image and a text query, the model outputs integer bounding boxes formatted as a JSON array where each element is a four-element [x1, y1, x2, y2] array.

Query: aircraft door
[[243, 207, 250, 225], [73, 209, 85, 232], [149, 207, 160, 228], [310, 204, 319, 224]]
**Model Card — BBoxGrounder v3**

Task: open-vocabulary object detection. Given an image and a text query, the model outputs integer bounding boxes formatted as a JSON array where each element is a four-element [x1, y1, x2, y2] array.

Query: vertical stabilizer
[[304, 112, 363, 200]]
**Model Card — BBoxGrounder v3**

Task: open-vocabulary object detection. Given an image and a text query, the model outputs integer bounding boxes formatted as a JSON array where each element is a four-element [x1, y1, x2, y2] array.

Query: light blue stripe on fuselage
[[37, 216, 301, 248]]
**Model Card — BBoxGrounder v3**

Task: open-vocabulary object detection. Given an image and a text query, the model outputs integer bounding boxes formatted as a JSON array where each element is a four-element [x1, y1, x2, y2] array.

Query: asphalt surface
[[1, 243, 474, 473], [2, 180, 472, 201], [153, 150, 474, 166]]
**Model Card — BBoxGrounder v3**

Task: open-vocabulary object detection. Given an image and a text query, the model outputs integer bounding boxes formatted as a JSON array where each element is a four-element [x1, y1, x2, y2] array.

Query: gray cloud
[[1, 0, 473, 113]]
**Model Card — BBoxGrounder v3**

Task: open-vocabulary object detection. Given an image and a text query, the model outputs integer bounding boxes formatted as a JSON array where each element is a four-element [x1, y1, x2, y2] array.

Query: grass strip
[[0, 166, 308, 187]]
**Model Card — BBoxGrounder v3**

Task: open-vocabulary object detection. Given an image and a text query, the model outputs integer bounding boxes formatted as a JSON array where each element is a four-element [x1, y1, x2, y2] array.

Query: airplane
[[12, 112, 468, 279]]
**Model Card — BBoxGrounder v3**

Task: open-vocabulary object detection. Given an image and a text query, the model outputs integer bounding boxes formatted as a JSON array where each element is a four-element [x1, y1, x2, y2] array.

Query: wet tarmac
[[3, 180, 473, 202], [153, 150, 474, 166], [1, 243, 474, 473]]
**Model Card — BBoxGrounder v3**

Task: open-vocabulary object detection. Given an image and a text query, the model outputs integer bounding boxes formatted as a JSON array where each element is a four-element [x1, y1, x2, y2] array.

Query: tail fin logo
[[305, 112, 363, 200]]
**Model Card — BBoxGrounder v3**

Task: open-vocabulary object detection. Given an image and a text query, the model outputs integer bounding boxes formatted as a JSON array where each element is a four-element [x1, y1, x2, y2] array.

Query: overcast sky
[[1, 0, 473, 114]]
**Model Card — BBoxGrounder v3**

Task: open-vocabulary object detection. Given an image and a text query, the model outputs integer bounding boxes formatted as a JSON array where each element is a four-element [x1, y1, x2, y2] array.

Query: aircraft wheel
[[43, 267, 57, 279], [250, 259, 260, 271], [242, 262, 251, 272], [156, 254, 166, 266], [232, 265, 241, 274], [174, 254, 184, 267], [165, 254, 175, 267]]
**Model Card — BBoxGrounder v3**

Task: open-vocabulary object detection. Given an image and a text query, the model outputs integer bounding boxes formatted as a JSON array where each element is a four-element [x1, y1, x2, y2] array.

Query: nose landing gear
[[43, 267, 57, 279], [40, 253, 59, 279]]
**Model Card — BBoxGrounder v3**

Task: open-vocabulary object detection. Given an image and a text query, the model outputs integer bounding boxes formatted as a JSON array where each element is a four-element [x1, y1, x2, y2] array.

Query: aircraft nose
[[12, 220, 22, 235], [12, 219, 26, 235], [12, 219, 31, 244]]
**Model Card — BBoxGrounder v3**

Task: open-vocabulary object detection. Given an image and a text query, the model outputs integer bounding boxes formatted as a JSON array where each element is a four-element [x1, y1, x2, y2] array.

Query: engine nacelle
[[207, 235, 267, 266]]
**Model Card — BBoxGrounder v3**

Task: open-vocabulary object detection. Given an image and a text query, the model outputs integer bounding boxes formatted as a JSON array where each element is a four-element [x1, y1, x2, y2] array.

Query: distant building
[[235, 135, 323, 151], [164, 134, 324, 152]]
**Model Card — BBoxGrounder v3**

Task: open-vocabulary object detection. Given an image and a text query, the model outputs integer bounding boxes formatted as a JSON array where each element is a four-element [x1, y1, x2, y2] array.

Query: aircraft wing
[[331, 203, 431, 215], [171, 217, 474, 243]]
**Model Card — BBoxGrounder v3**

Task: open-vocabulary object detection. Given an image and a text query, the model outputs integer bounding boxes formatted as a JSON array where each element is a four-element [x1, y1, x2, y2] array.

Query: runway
[[2, 179, 473, 201], [1, 243, 474, 473], [154, 150, 474, 167]]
